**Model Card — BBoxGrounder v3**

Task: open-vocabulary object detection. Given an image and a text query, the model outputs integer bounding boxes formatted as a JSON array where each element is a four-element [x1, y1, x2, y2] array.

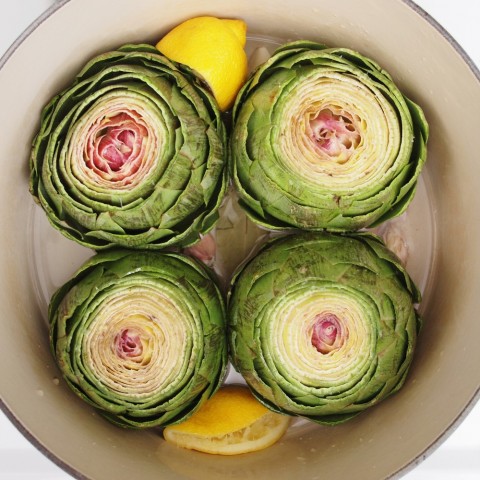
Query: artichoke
[[49, 250, 227, 428], [30, 44, 227, 249], [228, 232, 421, 424], [230, 41, 428, 231]]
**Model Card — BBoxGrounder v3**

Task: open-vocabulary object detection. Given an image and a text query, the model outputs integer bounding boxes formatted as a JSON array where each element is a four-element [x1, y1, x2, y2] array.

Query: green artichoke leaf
[[49, 250, 228, 428], [228, 232, 420, 424], [30, 44, 227, 250], [230, 40, 429, 231]]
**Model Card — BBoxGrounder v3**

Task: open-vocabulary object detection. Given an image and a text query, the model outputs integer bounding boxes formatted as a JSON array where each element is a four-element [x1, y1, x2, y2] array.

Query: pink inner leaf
[[311, 313, 346, 354], [84, 111, 148, 182], [115, 328, 143, 360], [308, 108, 361, 161]]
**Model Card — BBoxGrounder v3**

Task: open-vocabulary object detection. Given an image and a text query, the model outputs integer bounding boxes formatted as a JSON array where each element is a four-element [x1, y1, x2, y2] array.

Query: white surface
[[0, 1, 479, 479]]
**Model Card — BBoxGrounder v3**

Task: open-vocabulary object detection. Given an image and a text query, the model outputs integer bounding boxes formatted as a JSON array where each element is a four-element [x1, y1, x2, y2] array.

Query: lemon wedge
[[163, 385, 291, 455], [156, 16, 248, 111]]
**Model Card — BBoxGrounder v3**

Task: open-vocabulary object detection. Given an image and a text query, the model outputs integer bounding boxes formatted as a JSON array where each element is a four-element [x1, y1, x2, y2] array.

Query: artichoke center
[[311, 313, 345, 354], [115, 328, 144, 360], [308, 108, 361, 162], [99, 128, 135, 171], [86, 111, 147, 177]]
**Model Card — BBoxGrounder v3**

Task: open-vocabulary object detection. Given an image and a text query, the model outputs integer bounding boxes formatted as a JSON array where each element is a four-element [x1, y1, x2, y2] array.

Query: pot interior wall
[[0, 1, 479, 479]]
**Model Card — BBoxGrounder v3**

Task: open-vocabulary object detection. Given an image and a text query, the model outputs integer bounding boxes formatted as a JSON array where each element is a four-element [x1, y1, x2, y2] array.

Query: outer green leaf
[[30, 44, 227, 250], [230, 41, 428, 231], [228, 232, 420, 424], [50, 250, 228, 428]]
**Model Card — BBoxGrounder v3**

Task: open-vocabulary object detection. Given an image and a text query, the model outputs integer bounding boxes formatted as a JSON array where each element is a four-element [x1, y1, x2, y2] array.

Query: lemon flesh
[[163, 385, 291, 455], [156, 16, 248, 111]]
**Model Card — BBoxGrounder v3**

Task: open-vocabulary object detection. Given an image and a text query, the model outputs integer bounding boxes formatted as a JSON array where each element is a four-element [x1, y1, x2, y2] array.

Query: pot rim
[[0, 1, 478, 479]]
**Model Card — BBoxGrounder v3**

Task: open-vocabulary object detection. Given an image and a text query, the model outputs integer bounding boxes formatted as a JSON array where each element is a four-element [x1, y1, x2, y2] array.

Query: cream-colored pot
[[0, 0, 479, 479]]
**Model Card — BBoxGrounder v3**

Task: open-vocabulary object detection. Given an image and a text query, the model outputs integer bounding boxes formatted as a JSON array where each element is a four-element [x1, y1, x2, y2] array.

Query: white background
[[0, 1, 479, 479]]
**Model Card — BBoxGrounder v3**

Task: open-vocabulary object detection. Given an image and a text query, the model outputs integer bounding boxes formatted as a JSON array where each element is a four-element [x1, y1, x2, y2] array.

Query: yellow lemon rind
[[155, 16, 248, 111], [164, 411, 291, 455]]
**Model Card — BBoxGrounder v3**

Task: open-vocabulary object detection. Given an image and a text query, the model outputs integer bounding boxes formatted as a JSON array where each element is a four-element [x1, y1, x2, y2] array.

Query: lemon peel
[[156, 16, 248, 111], [163, 385, 291, 455]]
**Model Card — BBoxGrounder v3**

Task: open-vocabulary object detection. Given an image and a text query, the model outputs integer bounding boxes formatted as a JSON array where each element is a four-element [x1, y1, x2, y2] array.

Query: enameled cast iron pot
[[0, 1, 479, 478]]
